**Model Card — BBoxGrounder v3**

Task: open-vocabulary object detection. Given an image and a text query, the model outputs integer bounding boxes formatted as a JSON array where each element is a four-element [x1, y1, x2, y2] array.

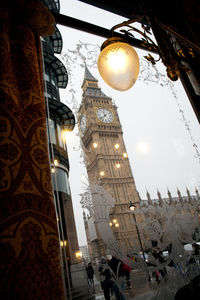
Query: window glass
[[52, 77, 57, 87], [51, 71, 57, 87], [57, 124, 67, 150], [57, 124, 64, 147], [48, 118, 56, 144], [44, 72, 50, 81], [53, 168, 71, 195], [44, 91, 51, 98]]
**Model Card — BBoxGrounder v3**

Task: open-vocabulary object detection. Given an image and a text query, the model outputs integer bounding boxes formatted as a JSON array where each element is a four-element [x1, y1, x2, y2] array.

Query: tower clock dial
[[80, 115, 86, 133], [96, 108, 113, 123]]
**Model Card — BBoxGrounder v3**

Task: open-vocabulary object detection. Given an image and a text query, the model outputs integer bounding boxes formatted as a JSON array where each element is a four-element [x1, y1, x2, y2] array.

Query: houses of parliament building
[[78, 66, 200, 260]]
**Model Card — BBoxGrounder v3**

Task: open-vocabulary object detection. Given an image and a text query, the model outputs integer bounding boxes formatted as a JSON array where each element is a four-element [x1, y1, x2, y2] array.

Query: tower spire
[[146, 189, 153, 205], [177, 187, 183, 204], [157, 188, 163, 206], [195, 187, 200, 200], [81, 65, 108, 98], [167, 188, 174, 205], [83, 64, 98, 83]]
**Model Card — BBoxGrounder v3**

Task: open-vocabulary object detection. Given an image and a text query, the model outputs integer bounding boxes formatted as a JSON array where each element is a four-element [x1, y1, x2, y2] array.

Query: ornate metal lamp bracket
[[109, 15, 200, 82], [109, 16, 160, 65]]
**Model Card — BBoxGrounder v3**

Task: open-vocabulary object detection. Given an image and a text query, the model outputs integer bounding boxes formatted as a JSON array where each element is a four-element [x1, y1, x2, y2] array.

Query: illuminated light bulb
[[100, 171, 105, 176], [129, 203, 135, 211], [93, 142, 98, 148], [75, 251, 82, 259], [116, 163, 121, 168], [113, 219, 117, 223], [54, 159, 58, 166], [61, 130, 72, 144], [109, 222, 113, 226], [115, 223, 119, 228], [114, 143, 120, 150], [51, 167, 55, 173], [98, 37, 139, 91], [60, 240, 66, 247], [123, 152, 128, 158]]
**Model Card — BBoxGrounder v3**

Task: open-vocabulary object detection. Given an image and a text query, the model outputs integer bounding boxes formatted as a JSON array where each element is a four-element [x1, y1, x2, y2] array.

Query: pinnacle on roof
[[146, 189, 153, 204], [167, 188, 172, 198], [176, 187, 181, 196], [81, 65, 109, 98], [84, 65, 98, 82]]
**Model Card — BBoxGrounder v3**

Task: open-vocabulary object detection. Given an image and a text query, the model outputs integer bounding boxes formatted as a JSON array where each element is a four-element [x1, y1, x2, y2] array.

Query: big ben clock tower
[[78, 66, 141, 258]]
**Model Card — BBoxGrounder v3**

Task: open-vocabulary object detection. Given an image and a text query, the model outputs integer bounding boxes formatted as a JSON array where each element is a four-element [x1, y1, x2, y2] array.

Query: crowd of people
[[86, 255, 131, 300], [98, 255, 131, 300], [85, 243, 200, 300]]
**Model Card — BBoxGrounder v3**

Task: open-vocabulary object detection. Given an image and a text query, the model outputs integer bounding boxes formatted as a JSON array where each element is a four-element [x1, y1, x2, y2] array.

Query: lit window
[[54, 159, 59, 166], [60, 240, 67, 247]]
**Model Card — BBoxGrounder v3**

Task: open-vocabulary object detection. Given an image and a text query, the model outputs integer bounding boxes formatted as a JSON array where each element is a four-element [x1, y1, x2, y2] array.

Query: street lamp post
[[129, 201, 146, 262], [129, 201, 151, 282]]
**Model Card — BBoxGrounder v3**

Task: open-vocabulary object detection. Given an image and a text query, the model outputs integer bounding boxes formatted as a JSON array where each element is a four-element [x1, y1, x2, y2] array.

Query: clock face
[[80, 115, 86, 133], [96, 108, 113, 123]]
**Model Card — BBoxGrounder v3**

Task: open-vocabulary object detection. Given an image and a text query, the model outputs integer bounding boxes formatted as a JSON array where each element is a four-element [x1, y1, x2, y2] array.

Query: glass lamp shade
[[98, 38, 140, 91]]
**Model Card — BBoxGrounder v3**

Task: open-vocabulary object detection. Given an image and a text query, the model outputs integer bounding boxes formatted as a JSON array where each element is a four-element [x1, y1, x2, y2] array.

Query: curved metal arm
[[110, 15, 146, 35]]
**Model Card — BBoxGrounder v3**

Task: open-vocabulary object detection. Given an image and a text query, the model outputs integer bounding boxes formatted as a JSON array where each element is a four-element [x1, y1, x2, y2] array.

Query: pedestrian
[[107, 255, 126, 300], [98, 257, 112, 300], [122, 263, 132, 289], [86, 262, 95, 291], [151, 248, 167, 282]]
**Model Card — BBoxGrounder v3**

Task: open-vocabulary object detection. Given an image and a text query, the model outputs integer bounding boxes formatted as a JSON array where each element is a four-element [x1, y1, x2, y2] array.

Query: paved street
[[94, 269, 158, 300], [95, 290, 156, 300]]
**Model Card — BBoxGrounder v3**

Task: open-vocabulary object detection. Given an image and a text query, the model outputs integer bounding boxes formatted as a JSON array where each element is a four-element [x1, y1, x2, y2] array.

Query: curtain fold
[[0, 1, 64, 298]]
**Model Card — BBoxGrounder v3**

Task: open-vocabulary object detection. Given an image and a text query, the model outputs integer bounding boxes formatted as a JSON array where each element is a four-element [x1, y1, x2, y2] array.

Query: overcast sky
[[57, 0, 200, 246]]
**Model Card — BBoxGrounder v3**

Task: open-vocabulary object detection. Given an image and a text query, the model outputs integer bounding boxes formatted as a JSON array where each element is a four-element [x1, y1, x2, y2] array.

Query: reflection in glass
[[57, 124, 64, 148], [48, 118, 56, 144], [53, 167, 71, 195]]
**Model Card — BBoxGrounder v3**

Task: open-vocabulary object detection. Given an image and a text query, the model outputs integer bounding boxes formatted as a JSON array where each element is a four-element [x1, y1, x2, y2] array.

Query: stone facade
[[79, 66, 141, 259]]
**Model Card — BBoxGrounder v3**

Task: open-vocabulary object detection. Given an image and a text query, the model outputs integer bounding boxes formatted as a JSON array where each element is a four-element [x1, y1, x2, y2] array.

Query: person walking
[[98, 257, 112, 300], [107, 255, 126, 300], [122, 263, 132, 290], [151, 248, 167, 283], [86, 262, 95, 292]]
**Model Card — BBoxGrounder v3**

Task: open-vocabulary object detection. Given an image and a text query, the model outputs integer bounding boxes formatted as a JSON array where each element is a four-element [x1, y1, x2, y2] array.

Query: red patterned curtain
[[0, 1, 64, 298]]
